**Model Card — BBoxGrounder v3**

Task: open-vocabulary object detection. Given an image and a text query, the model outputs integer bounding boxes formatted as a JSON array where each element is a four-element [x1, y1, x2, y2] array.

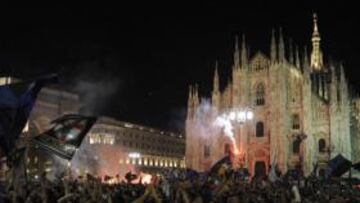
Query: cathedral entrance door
[[254, 161, 266, 177]]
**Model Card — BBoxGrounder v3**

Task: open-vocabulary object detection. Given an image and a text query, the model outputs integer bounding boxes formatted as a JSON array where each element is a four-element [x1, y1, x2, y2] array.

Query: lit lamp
[[232, 108, 253, 168]]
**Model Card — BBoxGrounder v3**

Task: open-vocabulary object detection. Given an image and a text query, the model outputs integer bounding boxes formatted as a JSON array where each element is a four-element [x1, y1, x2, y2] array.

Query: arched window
[[255, 83, 265, 106], [318, 139, 326, 153], [256, 122, 264, 137], [292, 114, 300, 129], [293, 139, 301, 154]]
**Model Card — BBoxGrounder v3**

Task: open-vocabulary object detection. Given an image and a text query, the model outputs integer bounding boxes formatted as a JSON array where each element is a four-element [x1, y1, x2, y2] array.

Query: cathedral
[[185, 14, 360, 176]]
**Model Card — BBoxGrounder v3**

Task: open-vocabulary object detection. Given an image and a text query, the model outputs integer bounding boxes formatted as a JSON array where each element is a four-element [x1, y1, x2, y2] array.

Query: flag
[[0, 74, 58, 157], [352, 162, 360, 171], [325, 154, 352, 178], [209, 155, 232, 176], [32, 114, 97, 160]]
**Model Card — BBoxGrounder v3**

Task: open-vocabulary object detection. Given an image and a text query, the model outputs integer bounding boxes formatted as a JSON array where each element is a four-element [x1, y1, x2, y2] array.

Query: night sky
[[0, 2, 359, 132]]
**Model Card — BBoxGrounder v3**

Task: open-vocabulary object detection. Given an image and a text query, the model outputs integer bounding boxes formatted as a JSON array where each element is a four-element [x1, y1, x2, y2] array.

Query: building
[[77, 117, 185, 178], [185, 14, 360, 176], [0, 76, 185, 178]]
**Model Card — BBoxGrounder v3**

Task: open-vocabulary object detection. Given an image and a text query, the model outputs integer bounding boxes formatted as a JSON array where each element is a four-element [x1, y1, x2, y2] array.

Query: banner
[[0, 74, 58, 157], [325, 154, 352, 178], [32, 114, 97, 160]]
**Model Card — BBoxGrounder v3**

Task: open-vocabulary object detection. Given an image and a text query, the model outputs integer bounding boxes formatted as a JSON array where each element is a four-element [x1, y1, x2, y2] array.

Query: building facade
[[80, 117, 185, 178], [186, 14, 360, 176]]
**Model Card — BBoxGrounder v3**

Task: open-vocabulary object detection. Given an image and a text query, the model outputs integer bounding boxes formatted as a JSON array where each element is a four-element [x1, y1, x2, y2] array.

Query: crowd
[[1, 166, 360, 203]]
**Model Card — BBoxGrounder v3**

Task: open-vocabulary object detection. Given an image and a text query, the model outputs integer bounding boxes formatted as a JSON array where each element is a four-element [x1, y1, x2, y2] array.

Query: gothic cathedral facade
[[185, 14, 360, 176]]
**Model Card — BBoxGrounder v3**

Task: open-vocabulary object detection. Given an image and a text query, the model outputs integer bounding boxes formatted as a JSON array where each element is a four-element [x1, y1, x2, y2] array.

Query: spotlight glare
[[246, 111, 254, 120], [229, 112, 236, 120]]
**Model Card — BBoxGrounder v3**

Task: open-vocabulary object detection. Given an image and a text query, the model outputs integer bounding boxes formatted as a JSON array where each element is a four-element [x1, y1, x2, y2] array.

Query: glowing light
[[229, 112, 236, 120], [141, 173, 152, 184], [246, 111, 254, 120], [237, 111, 246, 122], [144, 158, 148, 166], [128, 152, 141, 158]]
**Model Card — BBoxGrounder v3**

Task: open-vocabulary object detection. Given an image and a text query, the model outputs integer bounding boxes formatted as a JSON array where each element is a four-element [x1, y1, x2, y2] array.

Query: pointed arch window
[[292, 114, 300, 129], [256, 121, 264, 137], [318, 139, 326, 153], [293, 138, 301, 154], [255, 83, 265, 106]]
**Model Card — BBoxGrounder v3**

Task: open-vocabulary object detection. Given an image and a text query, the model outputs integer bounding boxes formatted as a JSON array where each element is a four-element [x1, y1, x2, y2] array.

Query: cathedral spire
[[234, 36, 240, 69], [303, 46, 310, 68], [188, 85, 193, 102], [278, 27, 285, 63], [288, 38, 294, 64], [295, 45, 300, 68], [213, 61, 220, 93], [187, 85, 194, 119], [270, 28, 277, 64], [310, 13, 324, 71], [241, 34, 248, 67], [194, 84, 199, 107]]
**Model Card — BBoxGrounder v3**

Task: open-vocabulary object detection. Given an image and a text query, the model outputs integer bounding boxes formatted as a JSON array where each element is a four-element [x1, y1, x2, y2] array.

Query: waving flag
[[0, 74, 58, 157], [325, 154, 352, 178], [209, 155, 232, 176], [32, 114, 97, 160]]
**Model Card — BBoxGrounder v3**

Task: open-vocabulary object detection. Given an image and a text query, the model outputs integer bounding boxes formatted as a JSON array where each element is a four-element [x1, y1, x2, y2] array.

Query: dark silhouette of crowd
[[1, 165, 360, 203]]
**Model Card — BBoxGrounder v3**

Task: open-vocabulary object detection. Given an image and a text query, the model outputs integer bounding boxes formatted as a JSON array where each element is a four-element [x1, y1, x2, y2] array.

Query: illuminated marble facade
[[186, 14, 360, 176]]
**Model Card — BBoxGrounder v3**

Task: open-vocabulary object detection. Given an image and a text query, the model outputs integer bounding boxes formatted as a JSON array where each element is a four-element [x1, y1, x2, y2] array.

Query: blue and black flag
[[32, 114, 97, 160], [0, 74, 58, 157]]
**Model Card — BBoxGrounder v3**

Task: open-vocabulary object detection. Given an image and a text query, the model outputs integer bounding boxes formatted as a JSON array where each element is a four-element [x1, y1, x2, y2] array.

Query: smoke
[[189, 99, 254, 156], [214, 113, 239, 154], [74, 78, 121, 115], [191, 99, 214, 139], [70, 137, 99, 176]]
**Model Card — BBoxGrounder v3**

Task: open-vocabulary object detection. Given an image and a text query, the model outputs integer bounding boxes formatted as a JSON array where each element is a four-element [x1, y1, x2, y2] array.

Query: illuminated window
[[144, 158, 148, 166], [103, 134, 115, 145], [174, 162, 177, 168], [149, 159, 153, 166], [164, 160, 168, 167], [131, 158, 136, 165], [169, 161, 173, 167], [119, 159, 124, 164], [155, 159, 158, 166], [126, 159, 130, 164], [255, 83, 265, 106], [89, 133, 101, 144]]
